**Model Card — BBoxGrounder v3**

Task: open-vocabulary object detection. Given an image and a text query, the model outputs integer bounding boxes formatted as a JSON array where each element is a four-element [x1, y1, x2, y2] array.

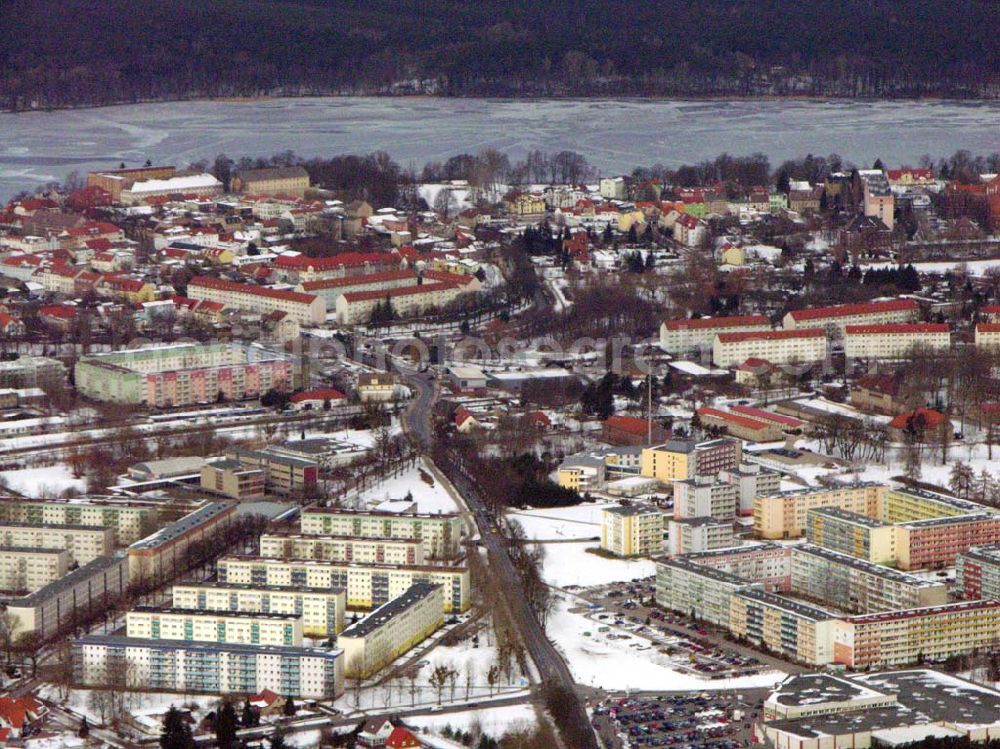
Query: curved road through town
[[400, 369, 599, 749]]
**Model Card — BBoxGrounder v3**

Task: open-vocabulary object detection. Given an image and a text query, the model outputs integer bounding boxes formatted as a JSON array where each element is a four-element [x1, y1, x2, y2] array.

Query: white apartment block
[[843, 323, 950, 359], [258, 533, 424, 566], [673, 477, 739, 520], [667, 518, 735, 556], [783, 299, 918, 332], [975, 323, 1000, 348], [188, 275, 326, 326], [339, 584, 444, 679], [216, 556, 470, 613], [654, 557, 757, 628], [73, 636, 343, 700], [858, 169, 895, 230], [335, 280, 476, 325], [0, 522, 114, 565], [600, 505, 664, 557], [0, 547, 70, 592], [659, 315, 771, 354], [719, 463, 782, 517], [171, 582, 346, 637], [0, 500, 158, 546], [712, 328, 827, 367], [2, 554, 129, 639], [299, 508, 463, 560], [126, 606, 303, 647]]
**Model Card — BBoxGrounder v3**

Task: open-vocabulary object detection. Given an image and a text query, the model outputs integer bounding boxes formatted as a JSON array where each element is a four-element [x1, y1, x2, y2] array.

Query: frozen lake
[[1, 97, 999, 200]]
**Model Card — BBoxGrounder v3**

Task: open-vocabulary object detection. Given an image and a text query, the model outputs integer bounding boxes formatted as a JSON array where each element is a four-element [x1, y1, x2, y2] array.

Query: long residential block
[[0, 522, 114, 565], [72, 635, 343, 700], [128, 502, 236, 584], [215, 556, 470, 613], [1, 553, 129, 639], [783, 299, 918, 332], [893, 513, 1000, 570], [259, 533, 425, 565], [754, 483, 886, 539], [659, 315, 771, 354], [126, 606, 303, 647], [683, 543, 792, 592], [790, 544, 947, 614], [654, 557, 758, 629], [882, 486, 988, 524], [188, 275, 326, 326], [299, 508, 463, 560], [712, 328, 827, 368], [805, 507, 898, 564], [0, 499, 158, 546], [339, 584, 444, 679], [729, 589, 839, 665], [171, 581, 346, 637], [0, 546, 71, 593], [843, 323, 950, 359]]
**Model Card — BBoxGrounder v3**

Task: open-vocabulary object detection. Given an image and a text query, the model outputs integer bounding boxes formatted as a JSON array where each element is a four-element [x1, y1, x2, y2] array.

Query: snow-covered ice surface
[[548, 597, 786, 691], [0, 463, 85, 496], [3, 97, 999, 200]]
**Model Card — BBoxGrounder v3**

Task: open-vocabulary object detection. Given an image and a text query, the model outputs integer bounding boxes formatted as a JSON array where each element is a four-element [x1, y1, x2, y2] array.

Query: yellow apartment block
[[299, 508, 462, 560], [600, 505, 664, 557], [729, 589, 838, 665], [754, 483, 886, 539], [0, 522, 114, 565], [882, 487, 989, 524], [339, 584, 444, 679]]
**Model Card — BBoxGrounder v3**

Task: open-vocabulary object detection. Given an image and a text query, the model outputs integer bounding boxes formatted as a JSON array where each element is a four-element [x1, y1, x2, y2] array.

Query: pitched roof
[[716, 328, 826, 343], [386, 726, 422, 748], [845, 323, 949, 335], [697, 406, 773, 432], [663, 315, 769, 332], [189, 276, 318, 305], [888, 407, 948, 430], [787, 299, 917, 322], [603, 415, 654, 435], [291, 388, 346, 403], [0, 697, 45, 729]]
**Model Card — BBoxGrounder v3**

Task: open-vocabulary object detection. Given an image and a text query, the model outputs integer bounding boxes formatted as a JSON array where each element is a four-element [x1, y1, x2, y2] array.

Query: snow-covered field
[[355, 459, 458, 514], [0, 463, 84, 496], [537, 541, 655, 587], [408, 703, 538, 737], [507, 503, 610, 540]]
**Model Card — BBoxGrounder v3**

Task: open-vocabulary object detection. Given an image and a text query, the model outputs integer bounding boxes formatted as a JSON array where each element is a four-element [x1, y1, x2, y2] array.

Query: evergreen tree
[[627, 224, 638, 244], [78, 716, 90, 738], [215, 701, 239, 749], [241, 699, 257, 727], [160, 706, 195, 749], [282, 697, 297, 717]]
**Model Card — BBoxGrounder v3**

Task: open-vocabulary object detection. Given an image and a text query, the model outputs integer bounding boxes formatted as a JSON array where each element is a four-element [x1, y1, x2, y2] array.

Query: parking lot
[[592, 691, 764, 749], [568, 580, 776, 680]]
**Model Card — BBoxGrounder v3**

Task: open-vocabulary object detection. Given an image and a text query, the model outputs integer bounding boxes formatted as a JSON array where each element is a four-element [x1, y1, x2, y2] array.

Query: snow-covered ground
[[536, 542, 655, 587], [547, 596, 786, 691], [0, 463, 84, 496], [354, 459, 458, 514], [507, 503, 610, 540], [407, 703, 538, 737]]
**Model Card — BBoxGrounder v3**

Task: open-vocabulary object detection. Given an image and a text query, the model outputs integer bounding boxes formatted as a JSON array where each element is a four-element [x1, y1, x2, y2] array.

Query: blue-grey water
[[1, 97, 998, 200]]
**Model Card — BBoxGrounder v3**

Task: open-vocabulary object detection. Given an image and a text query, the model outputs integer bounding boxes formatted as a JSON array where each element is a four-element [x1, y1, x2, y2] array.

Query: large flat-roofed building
[[0, 547, 71, 593], [339, 584, 444, 679], [683, 543, 792, 592], [712, 328, 827, 368], [600, 505, 663, 557], [805, 507, 898, 564], [128, 502, 236, 585], [832, 601, 1000, 668], [299, 508, 462, 560], [0, 522, 114, 565], [171, 582, 346, 637], [75, 342, 293, 407], [126, 606, 303, 647], [659, 315, 771, 354], [188, 276, 326, 326], [72, 635, 343, 700], [754, 483, 886, 539], [893, 513, 1000, 570], [259, 533, 424, 566], [654, 557, 758, 628], [0, 499, 158, 546], [87, 165, 177, 201], [119, 173, 222, 204], [200, 458, 266, 499], [640, 438, 743, 485], [226, 449, 319, 497], [844, 323, 950, 359], [0, 356, 66, 389], [760, 670, 1000, 749], [882, 486, 988, 524], [231, 166, 310, 197], [667, 517, 735, 555], [729, 589, 839, 665], [783, 299, 917, 332], [215, 556, 470, 613], [1, 553, 128, 639], [956, 545, 1000, 600], [790, 544, 947, 614]]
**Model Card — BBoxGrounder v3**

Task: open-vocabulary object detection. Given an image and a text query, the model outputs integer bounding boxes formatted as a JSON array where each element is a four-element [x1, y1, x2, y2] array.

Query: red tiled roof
[[455, 407, 476, 426], [697, 407, 772, 432], [787, 299, 918, 322], [386, 726, 422, 748], [845, 323, 949, 335], [716, 328, 826, 343], [301, 270, 415, 291], [0, 697, 44, 729], [275, 251, 400, 271], [189, 276, 318, 305], [729, 405, 803, 428], [291, 388, 346, 403], [888, 407, 948, 430], [976, 323, 1000, 333], [341, 280, 462, 304], [663, 315, 769, 332], [603, 415, 654, 436], [39, 305, 77, 319]]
